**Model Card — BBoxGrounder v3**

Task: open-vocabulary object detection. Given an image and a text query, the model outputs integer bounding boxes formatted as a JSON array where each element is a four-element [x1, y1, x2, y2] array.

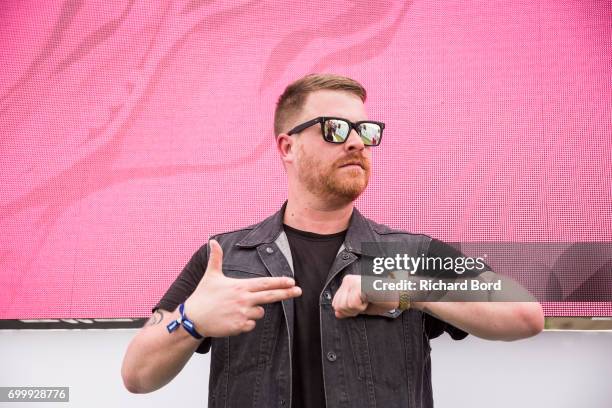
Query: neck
[[284, 184, 354, 234]]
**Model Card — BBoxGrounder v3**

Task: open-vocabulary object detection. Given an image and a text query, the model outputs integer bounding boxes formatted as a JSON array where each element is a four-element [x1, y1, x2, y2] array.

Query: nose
[[344, 128, 365, 152]]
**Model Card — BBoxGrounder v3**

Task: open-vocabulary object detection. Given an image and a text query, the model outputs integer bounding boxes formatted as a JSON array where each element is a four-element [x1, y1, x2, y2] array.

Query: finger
[[249, 286, 302, 305], [333, 296, 347, 318], [340, 288, 366, 317], [347, 287, 368, 313], [206, 239, 224, 275], [335, 280, 347, 310], [334, 301, 353, 319], [243, 306, 265, 320], [332, 278, 350, 309], [331, 288, 341, 310], [331, 287, 341, 310], [332, 287, 351, 317], [335, 309, 350, 319], [244, 276, 296, 292], [241, 320, 257, 333], [333, 274, 355, 312]]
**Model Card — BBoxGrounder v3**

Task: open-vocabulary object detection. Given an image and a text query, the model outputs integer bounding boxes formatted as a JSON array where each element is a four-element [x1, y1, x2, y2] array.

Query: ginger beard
[[295, 143, 371, 204]]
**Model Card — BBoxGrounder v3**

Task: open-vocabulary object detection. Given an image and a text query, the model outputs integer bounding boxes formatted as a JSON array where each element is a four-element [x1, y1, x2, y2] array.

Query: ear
[[276, 133, 297, 165]]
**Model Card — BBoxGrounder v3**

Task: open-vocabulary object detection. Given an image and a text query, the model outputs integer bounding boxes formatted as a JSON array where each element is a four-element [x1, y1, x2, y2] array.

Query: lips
[[339, 161, 364, 169]]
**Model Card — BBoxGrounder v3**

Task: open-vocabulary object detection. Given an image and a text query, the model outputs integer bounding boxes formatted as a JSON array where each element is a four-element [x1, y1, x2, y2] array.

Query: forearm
[[413, 301, 544, 341], [384, 269, 544, 340], [121, 308, 204, 393]]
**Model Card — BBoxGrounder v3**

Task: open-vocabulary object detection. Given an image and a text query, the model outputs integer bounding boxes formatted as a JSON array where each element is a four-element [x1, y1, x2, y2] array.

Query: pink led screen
[[1, 1, 610, 319]]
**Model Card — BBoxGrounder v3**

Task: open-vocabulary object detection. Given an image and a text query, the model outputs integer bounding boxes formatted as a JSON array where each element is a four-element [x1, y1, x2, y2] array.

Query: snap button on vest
[[326, 351, 337, 362]]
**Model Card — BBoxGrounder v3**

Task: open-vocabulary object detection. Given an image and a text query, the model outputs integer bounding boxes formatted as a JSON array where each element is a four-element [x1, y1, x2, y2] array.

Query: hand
[[332, 274, 398, 319], [184, 239, 302, 337]]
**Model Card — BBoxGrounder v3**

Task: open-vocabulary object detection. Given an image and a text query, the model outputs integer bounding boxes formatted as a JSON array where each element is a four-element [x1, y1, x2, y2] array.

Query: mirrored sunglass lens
[[324, 120, 350, 142], [358, 123, 382, 145]]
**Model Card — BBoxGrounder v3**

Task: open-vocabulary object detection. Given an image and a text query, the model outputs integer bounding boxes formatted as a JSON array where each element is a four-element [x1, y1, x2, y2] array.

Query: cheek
[[297, 146, 320, 169], [303, 147, 330, 166]]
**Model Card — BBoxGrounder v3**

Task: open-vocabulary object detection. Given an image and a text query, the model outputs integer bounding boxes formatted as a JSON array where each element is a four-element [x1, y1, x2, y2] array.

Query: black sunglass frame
[[286, 116, 385, 146]]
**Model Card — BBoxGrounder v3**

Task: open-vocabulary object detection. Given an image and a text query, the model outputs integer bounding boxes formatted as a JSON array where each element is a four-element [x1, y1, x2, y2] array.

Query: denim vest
[[192, 203, 438, 408]]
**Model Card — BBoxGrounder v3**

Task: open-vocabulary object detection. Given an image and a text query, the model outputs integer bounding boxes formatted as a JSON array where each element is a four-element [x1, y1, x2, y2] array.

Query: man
[[121, 74, 544, 407]]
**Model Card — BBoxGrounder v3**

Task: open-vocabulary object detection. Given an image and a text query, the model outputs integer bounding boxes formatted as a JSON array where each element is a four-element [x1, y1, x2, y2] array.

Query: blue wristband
[[166, 303, 204, 339]]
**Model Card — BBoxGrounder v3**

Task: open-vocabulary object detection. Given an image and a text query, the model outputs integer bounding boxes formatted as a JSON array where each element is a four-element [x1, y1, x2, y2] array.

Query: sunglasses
[[287, 116, 385, 146]]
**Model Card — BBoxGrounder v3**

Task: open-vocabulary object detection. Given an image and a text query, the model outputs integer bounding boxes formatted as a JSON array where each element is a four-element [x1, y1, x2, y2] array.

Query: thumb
[[206, 239, 224, 276]]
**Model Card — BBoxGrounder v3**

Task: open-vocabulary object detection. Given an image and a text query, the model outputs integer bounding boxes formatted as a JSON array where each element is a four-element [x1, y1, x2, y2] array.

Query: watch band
[[398, 291, 411, 311]]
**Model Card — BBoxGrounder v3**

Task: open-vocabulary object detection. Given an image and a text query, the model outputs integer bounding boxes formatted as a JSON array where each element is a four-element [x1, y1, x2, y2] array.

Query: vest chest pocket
[[222, 264, 270, 279]]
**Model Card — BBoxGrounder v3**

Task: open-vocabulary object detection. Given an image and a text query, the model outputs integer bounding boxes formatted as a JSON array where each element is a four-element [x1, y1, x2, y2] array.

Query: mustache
[[335, 154, 371, 170]]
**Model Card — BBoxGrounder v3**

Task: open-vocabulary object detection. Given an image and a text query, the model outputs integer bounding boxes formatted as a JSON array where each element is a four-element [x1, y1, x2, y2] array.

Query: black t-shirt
[[283, 223, 346, 408]]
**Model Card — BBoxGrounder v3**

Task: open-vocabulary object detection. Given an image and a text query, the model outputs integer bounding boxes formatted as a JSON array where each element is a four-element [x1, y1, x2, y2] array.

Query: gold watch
[[398, 291, 411, 311]]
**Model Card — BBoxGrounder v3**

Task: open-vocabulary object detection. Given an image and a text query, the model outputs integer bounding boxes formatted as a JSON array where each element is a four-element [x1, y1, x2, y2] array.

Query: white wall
[[431, 331, 612, 408], [0, 330, 610, 408]]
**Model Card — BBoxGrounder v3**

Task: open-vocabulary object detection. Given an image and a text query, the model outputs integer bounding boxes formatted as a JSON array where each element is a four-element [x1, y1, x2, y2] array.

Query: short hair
[[274, 73, 367, 136]]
